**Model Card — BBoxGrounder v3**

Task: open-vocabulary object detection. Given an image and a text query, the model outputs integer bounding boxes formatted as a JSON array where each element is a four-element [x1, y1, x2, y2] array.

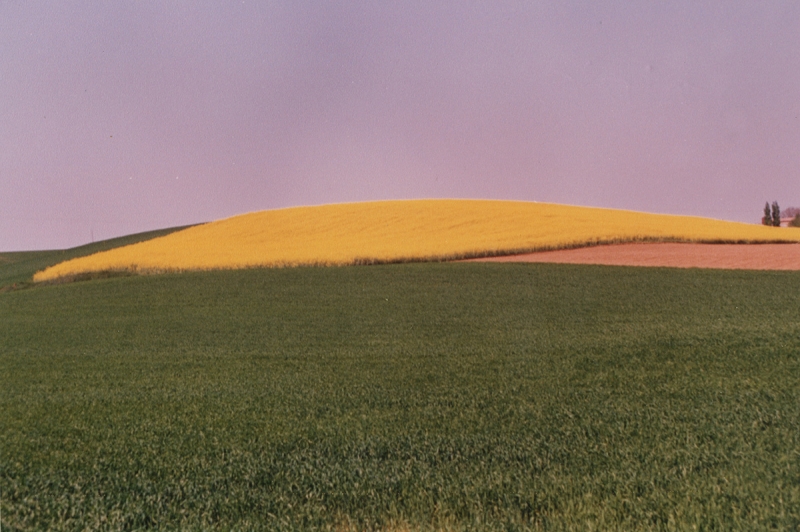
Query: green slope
[[2, 263, 799, 530], [0, 225, 196, 290]]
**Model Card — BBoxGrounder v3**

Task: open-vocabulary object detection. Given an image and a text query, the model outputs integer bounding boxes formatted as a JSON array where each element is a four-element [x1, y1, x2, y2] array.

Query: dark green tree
[[771, 201, 781, 226], [763, 202, 772, 225]]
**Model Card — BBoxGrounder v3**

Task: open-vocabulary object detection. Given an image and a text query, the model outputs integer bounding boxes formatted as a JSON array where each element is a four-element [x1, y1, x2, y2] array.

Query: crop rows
[[33, 200, 800, 282]]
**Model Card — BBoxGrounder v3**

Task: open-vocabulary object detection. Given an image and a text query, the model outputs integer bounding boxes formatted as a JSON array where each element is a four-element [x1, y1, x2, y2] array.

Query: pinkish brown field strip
[[461, 243, 800, 270]]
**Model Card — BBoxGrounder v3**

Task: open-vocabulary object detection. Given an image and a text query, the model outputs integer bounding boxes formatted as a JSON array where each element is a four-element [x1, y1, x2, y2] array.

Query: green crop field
[[0, 226, 193, 291], [2, 260, 799, 530]]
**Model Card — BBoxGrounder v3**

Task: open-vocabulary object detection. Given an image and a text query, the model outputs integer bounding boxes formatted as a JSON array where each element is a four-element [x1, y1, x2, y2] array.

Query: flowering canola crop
[[34, 200, 800, 282]]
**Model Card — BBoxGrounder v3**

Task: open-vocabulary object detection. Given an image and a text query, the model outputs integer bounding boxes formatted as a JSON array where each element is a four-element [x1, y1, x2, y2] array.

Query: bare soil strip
[[462, 243, 800, 270]]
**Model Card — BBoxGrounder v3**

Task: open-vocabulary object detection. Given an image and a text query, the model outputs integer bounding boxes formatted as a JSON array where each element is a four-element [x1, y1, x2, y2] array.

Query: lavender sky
[[2, 1, 798, 250]]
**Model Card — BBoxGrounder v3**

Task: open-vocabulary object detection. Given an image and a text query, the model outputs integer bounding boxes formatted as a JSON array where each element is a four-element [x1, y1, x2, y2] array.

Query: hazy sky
[[2, 1, 798, 250]]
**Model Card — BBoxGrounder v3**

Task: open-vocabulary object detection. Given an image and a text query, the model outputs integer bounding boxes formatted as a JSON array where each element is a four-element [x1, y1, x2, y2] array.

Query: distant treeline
[[763, 203, 800, 227]]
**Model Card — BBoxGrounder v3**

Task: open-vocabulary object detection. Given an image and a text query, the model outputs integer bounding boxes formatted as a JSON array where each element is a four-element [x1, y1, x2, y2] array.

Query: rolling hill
[[33, 199, 800, 283]]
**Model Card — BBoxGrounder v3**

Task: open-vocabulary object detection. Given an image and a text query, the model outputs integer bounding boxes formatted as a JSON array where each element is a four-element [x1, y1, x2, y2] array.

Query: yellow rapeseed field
[[34, 199, 800, 282]]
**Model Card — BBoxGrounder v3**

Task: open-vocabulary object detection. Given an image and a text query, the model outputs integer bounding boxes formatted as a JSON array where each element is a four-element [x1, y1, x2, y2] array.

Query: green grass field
[[2, 260, 799, 530], [0, 226, 193, 291]]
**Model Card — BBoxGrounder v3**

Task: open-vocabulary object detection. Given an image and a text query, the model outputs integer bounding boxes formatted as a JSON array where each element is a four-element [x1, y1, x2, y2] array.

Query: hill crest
[[33, 199, 800, 282]]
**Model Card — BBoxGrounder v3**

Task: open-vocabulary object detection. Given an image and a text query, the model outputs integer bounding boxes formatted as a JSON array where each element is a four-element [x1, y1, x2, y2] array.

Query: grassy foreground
[[2, 264, 800, 530], [33, 200, 800, 282]]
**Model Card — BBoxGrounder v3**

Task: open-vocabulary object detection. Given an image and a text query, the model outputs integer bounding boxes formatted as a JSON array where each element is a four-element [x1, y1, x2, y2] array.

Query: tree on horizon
[[782, 206, 800, 219], [771, 201, 781, 227]]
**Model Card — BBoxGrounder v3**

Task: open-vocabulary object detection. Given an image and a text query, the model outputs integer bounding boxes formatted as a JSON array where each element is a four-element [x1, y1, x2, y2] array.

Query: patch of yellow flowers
[[34, 200, 800, 282]]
